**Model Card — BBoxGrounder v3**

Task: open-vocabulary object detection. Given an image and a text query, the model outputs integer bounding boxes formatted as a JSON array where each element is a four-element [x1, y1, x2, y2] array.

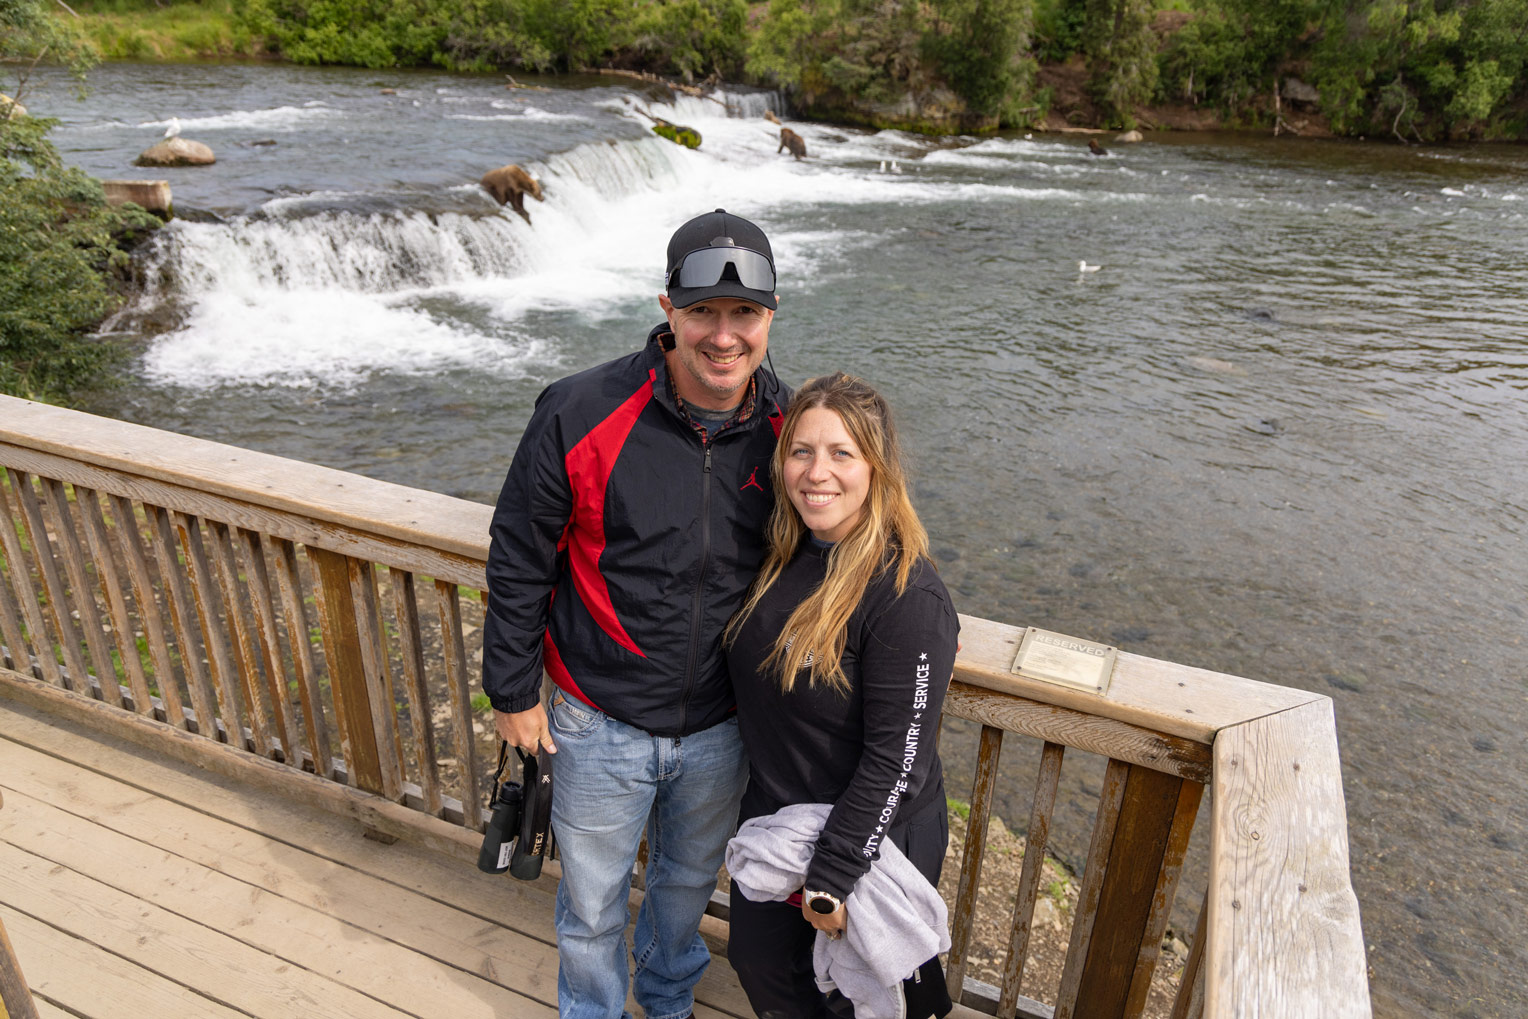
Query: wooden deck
[[0, 699, 749, 1019]]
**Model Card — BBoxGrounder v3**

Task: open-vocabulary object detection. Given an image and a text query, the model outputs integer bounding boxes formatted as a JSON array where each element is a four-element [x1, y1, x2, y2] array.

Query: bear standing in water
[[480, 164, 544, 224], [778, 128, 806, 160]]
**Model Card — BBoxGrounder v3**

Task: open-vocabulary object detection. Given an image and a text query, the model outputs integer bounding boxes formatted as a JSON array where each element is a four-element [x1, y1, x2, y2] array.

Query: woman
[[725, 372, 959, 1019]]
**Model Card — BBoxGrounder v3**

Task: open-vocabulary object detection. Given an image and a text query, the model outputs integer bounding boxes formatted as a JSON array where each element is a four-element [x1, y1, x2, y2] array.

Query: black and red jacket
[[482, 323, 788, 737]]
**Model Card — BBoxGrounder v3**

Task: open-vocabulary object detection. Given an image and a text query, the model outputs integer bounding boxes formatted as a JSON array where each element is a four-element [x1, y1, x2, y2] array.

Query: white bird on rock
[[163, 117, 181, 139]]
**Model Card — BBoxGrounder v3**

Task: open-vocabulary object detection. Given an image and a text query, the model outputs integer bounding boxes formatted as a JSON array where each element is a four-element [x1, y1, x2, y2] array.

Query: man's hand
[[494, 704, 557, 754]]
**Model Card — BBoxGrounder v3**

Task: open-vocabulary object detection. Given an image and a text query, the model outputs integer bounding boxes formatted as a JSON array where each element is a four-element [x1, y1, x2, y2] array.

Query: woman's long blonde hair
[[728, 372, 929, 693]]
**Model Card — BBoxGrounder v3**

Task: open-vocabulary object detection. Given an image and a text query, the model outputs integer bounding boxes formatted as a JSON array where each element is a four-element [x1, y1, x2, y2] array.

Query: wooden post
[[1205, 699, 1370, 1017], [309, 546, 388, 797], [1057, 760, 1200, 1019]]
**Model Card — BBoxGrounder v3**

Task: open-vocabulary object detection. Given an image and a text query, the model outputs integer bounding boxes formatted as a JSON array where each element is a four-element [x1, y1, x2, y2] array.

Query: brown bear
[[480, 164, 544, 224], [764, 110, 781, 125], [778, 128, 806, 161]]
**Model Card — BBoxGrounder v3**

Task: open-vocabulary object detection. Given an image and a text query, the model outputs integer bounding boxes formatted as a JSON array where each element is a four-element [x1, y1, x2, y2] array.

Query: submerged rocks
[[135, 138, 215, 167]]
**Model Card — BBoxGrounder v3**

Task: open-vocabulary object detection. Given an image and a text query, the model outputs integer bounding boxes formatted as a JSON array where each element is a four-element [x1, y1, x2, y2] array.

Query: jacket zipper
[[679, 440, 713, 734]]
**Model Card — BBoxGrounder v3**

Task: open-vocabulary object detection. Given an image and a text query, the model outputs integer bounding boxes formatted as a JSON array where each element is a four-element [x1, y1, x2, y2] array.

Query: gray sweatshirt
[[725, 802, 951, 1019]]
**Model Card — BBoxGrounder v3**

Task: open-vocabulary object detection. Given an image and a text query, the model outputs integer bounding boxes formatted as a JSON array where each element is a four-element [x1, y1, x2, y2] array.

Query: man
[[482, 209, 789, 1019]]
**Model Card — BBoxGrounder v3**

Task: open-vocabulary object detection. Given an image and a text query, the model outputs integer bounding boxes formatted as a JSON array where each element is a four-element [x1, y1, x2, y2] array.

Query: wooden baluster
[[309, 545, 387, 795], [1168, 891, 1207, 1019], [436, 579, 483, 830], [236, 528, 302, 764], [1122, 779, 1202, 1017], [0, 549, 28, 674], [271, 538, 331, 779], [348, 556, 404, 801], [1056, 757, 1130, 1017], [946, 723, 1004, 1000], [110, 495, 185, 727], [207, 520, 272, 757], [0, 865, 41, 1019], [997, 740, 1066, 1018], [1057, 759, 1195, 1019], [75, 485, 153, 712], [174, 512, 247, 747], [0, 471, 59, 685], [391, 569, 443, 816], [0, 470, 57, 684], [37, 478, 121, 704], [10, 470, 89, 690], [147, 503, 218, 736]]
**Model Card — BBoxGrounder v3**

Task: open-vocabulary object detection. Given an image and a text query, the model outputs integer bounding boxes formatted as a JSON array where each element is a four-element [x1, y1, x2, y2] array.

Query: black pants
[[727, 797, 952, 1019]]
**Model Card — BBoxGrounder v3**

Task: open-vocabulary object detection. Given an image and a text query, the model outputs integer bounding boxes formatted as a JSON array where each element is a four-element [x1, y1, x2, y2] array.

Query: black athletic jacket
[[482, 323, 787, 737], [726, 542, 960, 900]]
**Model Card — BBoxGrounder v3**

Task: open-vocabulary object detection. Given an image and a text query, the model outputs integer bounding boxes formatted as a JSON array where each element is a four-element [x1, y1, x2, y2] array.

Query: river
[[27, 60, 1528, 1018]]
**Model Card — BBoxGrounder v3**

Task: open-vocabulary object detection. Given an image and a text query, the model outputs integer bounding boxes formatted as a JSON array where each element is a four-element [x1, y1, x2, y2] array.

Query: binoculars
[[477, 742, 555, 880]]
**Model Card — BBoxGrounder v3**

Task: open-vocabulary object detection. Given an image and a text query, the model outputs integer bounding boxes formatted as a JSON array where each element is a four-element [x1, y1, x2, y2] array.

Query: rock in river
[[136, 138, 216, 167]]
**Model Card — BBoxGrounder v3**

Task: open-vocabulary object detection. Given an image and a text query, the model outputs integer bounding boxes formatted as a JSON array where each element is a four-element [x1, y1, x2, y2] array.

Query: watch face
[[809, 895, 836, 914]]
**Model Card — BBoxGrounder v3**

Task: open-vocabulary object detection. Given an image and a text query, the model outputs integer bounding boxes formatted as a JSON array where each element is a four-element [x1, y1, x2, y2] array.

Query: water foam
[[139, 105, 342, 133]]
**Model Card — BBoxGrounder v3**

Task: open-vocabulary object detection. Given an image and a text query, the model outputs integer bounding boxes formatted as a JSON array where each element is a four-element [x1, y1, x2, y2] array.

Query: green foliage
[[71, 1, 255, 61], [627, 0, 748, 80], [1032, 0, 1086, 62], [1156, 0, 1528, 140], [1080, 0, 1157, 127], [0, 115, 160, 404], [923, 0, 1037, 123], [2, 0, 160, 404]]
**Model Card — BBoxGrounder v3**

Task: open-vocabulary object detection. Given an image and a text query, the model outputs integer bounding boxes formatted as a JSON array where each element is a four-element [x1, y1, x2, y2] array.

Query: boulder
[[136, 138, 215, 167], [649, 118, 701, 149], [102, 180, 173, 217], [1114, 129, 1144, 143], [0, 93, 26, 119], [1282, 77, 1320, 104]]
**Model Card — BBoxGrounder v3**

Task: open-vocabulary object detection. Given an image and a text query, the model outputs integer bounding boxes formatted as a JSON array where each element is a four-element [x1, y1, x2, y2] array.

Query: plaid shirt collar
[[666, 372, 758, 444]]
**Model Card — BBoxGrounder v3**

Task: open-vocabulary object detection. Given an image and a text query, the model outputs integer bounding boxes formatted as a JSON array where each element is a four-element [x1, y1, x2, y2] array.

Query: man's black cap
[[664, 208, 777, 310]]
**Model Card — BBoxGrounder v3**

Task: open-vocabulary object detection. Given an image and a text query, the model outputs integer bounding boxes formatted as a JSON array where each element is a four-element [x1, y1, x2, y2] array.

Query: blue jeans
[[548, 689, 748, 1019]]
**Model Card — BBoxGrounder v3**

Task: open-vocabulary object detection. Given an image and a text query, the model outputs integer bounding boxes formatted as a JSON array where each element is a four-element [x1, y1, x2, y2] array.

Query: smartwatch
[[804, 889, 843, 915]]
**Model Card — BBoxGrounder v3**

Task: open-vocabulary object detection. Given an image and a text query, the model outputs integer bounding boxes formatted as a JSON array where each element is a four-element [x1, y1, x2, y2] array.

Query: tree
[[2, 0, 161, 403], [923, 0, 1037, 123], [1081, 0, 1157, 127]]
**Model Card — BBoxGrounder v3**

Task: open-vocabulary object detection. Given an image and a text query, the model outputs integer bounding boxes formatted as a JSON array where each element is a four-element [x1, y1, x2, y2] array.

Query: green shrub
[[0, 116, 160, 404]]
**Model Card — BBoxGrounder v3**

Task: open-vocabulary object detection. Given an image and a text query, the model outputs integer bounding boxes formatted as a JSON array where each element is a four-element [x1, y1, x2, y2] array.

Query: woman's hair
[[728, 372, 929, 694]]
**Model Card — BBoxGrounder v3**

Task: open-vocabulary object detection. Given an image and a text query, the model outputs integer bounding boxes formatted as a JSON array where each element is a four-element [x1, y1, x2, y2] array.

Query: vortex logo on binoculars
[[477, 744, 555, 881]]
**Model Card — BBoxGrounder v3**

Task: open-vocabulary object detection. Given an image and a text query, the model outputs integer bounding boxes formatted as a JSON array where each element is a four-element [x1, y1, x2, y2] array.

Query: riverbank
[[55, 1, 1302, 141]]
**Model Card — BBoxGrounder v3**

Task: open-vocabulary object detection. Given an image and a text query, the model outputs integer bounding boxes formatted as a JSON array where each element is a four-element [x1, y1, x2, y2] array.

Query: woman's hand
[[802, 897, 847, 940]]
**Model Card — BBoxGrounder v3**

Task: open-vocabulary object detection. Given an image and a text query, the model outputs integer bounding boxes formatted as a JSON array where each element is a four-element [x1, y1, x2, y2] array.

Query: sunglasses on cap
[[669, 245, 777, 292]]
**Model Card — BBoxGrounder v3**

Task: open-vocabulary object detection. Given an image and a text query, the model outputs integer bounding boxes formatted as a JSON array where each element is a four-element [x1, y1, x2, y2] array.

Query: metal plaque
[[1010, 627, 1118, 695]]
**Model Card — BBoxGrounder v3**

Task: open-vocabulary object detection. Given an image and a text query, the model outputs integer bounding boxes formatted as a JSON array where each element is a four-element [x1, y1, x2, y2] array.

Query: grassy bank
[[68, 1, 265, 61]]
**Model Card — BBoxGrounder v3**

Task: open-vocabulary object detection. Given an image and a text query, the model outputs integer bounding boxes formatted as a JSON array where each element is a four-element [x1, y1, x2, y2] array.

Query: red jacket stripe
[[561, 370, 654, 659]]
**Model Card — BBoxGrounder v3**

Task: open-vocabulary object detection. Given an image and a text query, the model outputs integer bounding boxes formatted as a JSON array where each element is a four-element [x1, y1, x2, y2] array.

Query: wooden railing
[[0, 394, 1371, 1018]]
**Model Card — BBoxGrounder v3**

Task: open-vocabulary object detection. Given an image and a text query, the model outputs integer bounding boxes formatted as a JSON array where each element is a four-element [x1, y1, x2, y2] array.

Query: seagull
[[1078, 260, 1102, 274], [890, 160, 902, 174], [163, 117, 181, 139], [879, 160, 886, 173]]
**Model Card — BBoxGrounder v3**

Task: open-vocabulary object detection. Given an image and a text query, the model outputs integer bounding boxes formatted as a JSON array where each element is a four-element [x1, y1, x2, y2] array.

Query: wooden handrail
[[0, 394, 1371, 1017]]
